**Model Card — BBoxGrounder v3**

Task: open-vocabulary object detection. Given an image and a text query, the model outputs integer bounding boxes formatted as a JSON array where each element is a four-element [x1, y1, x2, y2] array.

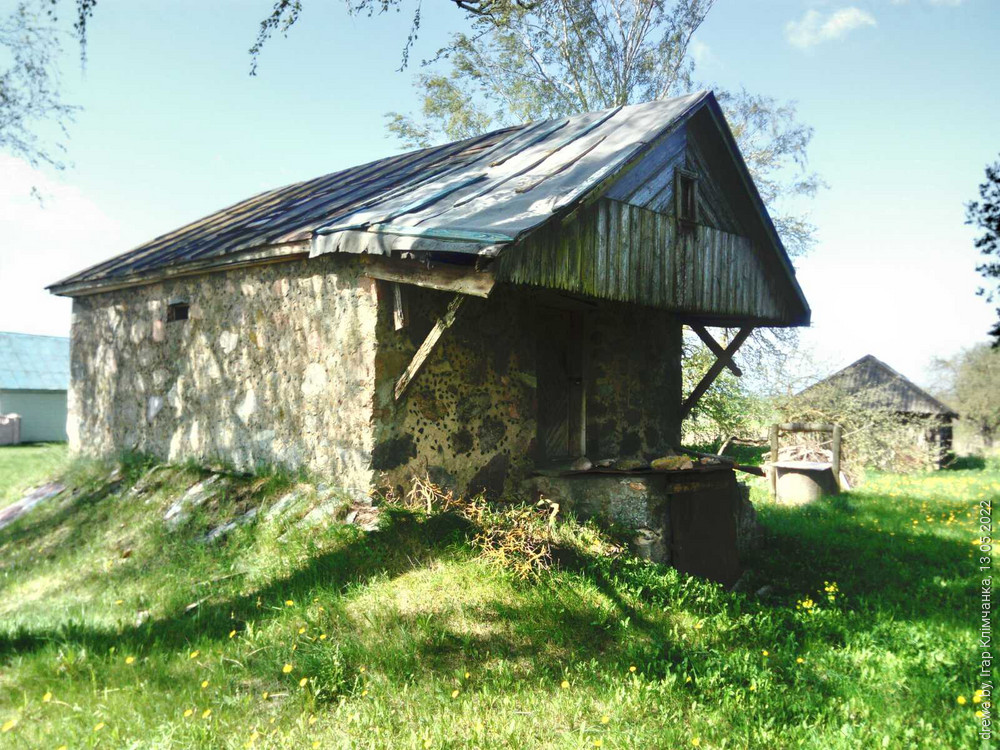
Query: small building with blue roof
[[0, 332, 70, 443]]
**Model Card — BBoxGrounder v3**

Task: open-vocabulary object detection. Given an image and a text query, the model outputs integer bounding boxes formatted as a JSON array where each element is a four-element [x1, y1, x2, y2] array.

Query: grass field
[[0, 445, 995, 749]]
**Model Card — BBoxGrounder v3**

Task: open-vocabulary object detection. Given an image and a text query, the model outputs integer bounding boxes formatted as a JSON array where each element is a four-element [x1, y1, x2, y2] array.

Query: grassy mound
[[0, 446, 994, 748]]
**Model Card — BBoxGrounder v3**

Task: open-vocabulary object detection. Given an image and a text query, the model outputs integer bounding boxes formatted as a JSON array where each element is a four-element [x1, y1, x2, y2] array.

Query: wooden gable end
[[495, 101, 810, 326]]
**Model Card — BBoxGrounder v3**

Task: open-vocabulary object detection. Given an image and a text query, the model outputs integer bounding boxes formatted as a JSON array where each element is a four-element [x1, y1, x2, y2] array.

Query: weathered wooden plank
[[680, 326, 753, 420], [392, 283, 408, 330], [363, 255, 495, 298], [395, 295, 465, 400]]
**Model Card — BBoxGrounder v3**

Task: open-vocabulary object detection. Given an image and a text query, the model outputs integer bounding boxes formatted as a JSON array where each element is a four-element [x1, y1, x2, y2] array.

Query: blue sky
[[1, 0, 996, 388]]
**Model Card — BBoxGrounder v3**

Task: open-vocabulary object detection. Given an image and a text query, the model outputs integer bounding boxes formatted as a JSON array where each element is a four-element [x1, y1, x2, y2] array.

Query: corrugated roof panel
[[0, 332, 70, 391]]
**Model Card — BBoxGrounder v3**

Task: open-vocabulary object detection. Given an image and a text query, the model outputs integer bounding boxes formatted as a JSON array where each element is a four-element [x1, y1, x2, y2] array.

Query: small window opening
[[676, 169, 698, 226], [166, 302, 189, 322]]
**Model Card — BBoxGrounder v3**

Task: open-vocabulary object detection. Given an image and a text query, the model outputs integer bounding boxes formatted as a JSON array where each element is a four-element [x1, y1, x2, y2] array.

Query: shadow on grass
[[745, 491, 976, 629]]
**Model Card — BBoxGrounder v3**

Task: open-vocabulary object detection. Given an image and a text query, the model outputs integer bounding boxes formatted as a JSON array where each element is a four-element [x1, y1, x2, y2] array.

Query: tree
[[935, 344, 1000, 448], [966, 156, 1000, 346], [1, 2, 75, 170], [250, 0, 536, 73]]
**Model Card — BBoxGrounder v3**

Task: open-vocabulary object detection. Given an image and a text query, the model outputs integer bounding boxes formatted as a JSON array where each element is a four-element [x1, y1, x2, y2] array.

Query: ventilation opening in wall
[[676, 169, 699, 228], [166, 301, 189, 323]]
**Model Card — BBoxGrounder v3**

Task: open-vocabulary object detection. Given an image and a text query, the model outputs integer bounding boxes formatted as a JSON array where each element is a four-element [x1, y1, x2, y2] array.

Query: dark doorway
[[536, 307, 586, 463]]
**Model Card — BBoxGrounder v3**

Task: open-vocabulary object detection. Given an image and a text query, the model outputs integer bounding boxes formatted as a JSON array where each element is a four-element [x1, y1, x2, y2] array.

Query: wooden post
[[769, 423, 779, 498], [392, 283, 408, 331], [831, 424, 843, 491]]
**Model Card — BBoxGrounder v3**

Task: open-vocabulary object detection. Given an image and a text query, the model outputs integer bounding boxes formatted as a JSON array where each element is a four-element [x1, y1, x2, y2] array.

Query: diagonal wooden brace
[[690, 323, 742, 377], [679, 326, 753, 420], [394, 295, 465, 400]]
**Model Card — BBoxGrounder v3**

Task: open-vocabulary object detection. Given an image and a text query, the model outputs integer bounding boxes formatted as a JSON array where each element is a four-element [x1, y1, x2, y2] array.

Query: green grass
[[0, 447, 996, 749], [0, 443, 70, 506]]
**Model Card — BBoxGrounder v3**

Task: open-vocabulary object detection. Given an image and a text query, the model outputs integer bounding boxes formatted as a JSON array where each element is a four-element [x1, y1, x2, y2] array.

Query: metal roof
[[0, 332, 70, 391], [49, 92, 712, 292], [800, 355, 958, 418]]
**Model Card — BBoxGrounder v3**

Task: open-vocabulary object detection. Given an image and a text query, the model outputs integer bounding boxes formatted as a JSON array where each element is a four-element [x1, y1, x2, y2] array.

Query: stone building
[[50, 92, 810, 578]]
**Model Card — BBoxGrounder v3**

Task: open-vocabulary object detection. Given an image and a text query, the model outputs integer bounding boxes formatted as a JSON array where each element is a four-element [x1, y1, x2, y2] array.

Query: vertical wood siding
[[496, 198, 800, 324]]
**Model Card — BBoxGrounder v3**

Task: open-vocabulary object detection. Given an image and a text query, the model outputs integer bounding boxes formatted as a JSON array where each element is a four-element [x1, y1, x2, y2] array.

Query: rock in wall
[[68, 255, 379, 497]]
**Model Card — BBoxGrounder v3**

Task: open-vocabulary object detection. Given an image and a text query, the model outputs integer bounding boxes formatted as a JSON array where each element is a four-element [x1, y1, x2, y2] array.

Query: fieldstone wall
[[372, 286, 539, 499], [68, 255, 379, 496], [372, 284, 682, 499], [586, 305, 682, 460]]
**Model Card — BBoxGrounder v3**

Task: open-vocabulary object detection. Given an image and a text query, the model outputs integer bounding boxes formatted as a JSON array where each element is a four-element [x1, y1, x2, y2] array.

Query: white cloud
[[785, 7, 877, 49], [690, 38, 719, 70], [0, 156, 125, 337]]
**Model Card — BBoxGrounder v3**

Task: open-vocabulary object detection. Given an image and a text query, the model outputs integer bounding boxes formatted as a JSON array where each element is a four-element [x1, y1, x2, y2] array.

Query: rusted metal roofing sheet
[[311, 93, 708, 257], [800, 355, 958, 418], [50, 92, 710, 291]]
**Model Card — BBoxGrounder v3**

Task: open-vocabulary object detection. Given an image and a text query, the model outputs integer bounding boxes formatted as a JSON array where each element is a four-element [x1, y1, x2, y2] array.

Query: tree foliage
[[934, 343, 1000, 448], [0, 2, 80, 170], [966, 156, 1000, 345]]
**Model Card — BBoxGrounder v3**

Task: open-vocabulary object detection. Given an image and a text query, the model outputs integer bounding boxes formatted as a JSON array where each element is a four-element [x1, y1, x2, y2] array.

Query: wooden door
[[536, 308, 585, 462]]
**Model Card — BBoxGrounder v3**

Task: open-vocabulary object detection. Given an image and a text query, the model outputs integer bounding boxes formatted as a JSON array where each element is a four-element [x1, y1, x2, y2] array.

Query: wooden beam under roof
[[360, 255, 495, 298]]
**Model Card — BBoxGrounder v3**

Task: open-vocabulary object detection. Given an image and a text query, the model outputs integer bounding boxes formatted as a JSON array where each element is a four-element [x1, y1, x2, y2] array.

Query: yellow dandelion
[[292, 644, 298, 651], [629, 665, 637, 673], [957, 696, 967, 705], [319, 634, 327, 641], [125, 656, 135, 665], [190, 650, 200, 659], [601, 715, 610, 724], [202, 708, 212, 719], [796, 657, 805, 664], [465, 672, 471, 679], [56, 746, 68, 750], [42, 692, 52, 702], [299, 627, 306, 634], [1, 718, 17, 733], [362, 689, 369, 697], [285, 600, 294, 607], [451, 689, 460, 698], [201, 680, 209, 689], [309, 715, 318, 725], [94, 722, 106, 732], [594, 740, 604, 747], [977, 710, 985, 718], [282, 663, 293, 674], [691, 738, 701, 747], [229, 630, 237, 639], [359, 666, 366, 673], [761, 650, 769, 657], [312, 743, 320, 749], [694, 622, 703, 630], [749, 684, 757, 692], [561, 680, 570, 689], [115, 599, 123, 605], [423, 740, 432, 749], [299, 677, 308, 688], [184, 709, 194, 718], [262, 692, 269, 700]]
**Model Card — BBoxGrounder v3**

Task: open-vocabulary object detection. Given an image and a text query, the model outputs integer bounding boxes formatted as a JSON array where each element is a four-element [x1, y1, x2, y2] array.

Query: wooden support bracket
[[394, 295, 465, 401], [679, 326, 753, 420], [690, 323, 742, 377]]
